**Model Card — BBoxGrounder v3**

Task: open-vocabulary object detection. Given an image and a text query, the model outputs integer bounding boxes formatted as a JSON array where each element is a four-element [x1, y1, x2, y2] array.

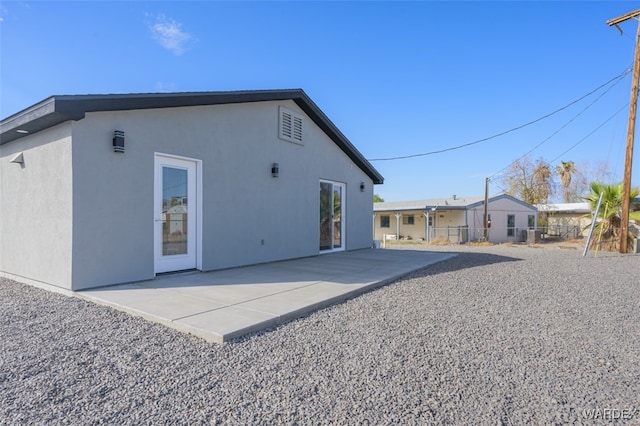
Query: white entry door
[[154, 154, 198, 273]]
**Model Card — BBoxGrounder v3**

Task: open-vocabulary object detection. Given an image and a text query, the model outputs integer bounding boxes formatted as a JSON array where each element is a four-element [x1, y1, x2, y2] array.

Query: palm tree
[[556, 160, 576, 203], [585, 182, 639, 252], [532, 159, 553, 204]]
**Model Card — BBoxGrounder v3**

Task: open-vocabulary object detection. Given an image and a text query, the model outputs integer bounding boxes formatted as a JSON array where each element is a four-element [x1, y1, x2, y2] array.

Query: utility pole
[[607, 8, 640, 253], [483, 177, 489, 240]]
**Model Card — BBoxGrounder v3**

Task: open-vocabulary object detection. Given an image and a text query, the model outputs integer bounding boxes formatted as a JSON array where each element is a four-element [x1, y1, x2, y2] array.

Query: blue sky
[[1, 0, 639, 201]]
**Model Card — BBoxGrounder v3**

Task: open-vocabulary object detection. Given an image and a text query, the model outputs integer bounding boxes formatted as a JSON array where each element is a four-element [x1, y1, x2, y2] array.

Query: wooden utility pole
[[607, 8, 640, 253]]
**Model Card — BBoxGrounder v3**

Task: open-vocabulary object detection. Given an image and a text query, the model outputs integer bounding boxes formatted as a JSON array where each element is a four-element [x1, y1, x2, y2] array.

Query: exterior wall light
[[360, 182, 365, 192], [113, 130, 125, 153], [271, 163, 279, 178]]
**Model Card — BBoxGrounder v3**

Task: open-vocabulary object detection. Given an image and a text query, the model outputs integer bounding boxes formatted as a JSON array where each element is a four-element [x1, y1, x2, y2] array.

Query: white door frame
[[154, 153, 202, 274], [319, 180, 346, 253]]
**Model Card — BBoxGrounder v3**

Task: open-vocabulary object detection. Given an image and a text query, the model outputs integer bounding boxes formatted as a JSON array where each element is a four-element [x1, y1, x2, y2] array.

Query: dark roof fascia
[[0, 96, 85, 144], [0, 89, 383, 184], [291, 92, 383, 184]]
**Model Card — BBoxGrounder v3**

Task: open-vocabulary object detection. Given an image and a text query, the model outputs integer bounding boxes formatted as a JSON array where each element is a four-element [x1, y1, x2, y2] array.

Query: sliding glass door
[[319, 180, 345, 252]]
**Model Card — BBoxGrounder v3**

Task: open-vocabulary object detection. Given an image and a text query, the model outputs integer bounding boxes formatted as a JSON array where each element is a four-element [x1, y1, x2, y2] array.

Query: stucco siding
[[373, 209, 467, 242], [68, 100, 373, 289], [431, 210, 466, 240], [0, 124, 73, 289], [546, 213, 590, 238], [468, 198, 537, 242], [70, 116, 154, 290], [373, 210, 428, 241]]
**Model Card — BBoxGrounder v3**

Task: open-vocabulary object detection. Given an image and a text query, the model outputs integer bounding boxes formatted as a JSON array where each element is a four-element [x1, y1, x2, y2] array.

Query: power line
[[368, 67, 631, 162], [488, 103, 628, 186], [548, 104, 629, 164], [488, 76, 629, 180]]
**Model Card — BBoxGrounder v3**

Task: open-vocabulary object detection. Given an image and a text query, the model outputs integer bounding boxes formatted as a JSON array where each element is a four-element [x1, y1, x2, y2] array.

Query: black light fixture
[[113, 130, 125, 153], [271, 163, 279, 178], [360, 182, 365, 192]]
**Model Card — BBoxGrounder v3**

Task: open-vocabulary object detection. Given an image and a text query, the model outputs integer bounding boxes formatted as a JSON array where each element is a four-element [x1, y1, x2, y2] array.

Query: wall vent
[[279, 106, 303, 144]]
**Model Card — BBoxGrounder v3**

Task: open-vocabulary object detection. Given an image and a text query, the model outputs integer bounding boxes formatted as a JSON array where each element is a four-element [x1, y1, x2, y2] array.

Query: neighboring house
[[374, 194, 537, 243], [536, 202, 591, 239], [536, 197, 640, 239], [0, 90, 383, 291]]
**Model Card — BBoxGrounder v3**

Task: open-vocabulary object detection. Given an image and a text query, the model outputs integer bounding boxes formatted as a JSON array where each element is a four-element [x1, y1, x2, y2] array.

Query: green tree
[[373, 194, 385, 203], [585, 182, 639, 252]]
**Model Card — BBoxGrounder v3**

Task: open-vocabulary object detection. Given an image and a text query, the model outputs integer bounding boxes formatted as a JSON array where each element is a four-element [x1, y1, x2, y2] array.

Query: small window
[[279, 106, 304, 144], [402, 215, 414, 225], [507, 214, 515, 237], [380, 215, 390, 228], [528, 215, 535, 229]]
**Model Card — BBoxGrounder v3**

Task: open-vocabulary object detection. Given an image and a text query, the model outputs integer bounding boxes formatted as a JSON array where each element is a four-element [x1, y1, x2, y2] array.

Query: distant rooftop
[[536, 202, 591, 213], [374, 195, 485, 211]]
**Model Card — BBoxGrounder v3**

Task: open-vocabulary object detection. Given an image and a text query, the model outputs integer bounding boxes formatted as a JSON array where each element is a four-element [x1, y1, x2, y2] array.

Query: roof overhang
[[1, 89, 384, 184]]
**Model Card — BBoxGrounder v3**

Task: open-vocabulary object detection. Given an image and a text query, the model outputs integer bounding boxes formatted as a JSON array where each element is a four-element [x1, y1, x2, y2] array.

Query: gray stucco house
[[0, 90, 383, 291]]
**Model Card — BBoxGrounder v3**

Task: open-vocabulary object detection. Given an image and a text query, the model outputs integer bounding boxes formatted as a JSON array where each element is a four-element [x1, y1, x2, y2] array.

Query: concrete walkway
[[79, 249, 455, 343]]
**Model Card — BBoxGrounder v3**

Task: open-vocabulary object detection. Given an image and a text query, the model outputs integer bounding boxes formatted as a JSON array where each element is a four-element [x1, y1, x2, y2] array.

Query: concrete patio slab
[[78, 249, 456, 343]]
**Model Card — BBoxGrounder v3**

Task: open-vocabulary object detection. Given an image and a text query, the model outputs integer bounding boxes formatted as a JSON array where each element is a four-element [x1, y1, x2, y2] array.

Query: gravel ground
[[1, 245, 639, 425]]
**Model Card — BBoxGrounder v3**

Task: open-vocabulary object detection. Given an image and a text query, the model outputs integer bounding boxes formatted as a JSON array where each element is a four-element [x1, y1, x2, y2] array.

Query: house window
[[507, 214, 515, 237], [402, 215, 414, 225], [279, 106, 303, 144], [380, 215, 390, 228], [528, 215, 535, 229]]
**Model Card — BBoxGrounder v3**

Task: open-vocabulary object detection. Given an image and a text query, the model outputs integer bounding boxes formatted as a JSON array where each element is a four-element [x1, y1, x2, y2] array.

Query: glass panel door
[[332, 185, 342, 249], [319, 182, 332, 250], [155, 155, 197, 273], [162, 166, 188, 256], [319, 180, 345, 252]]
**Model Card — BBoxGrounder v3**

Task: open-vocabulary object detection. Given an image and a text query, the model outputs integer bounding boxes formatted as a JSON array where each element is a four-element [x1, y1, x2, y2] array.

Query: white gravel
[[1, 245, 639, 425]]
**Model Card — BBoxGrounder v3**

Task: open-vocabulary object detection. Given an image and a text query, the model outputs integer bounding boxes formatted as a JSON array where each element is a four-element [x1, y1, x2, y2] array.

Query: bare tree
[[567, 160, 615, 202], [501, 156, 553, 205]]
